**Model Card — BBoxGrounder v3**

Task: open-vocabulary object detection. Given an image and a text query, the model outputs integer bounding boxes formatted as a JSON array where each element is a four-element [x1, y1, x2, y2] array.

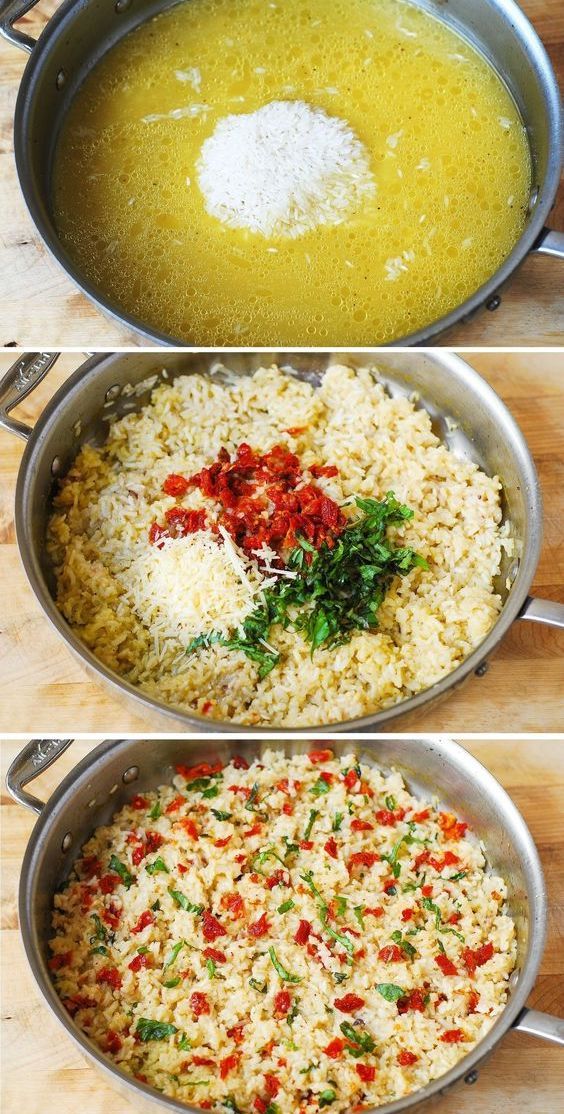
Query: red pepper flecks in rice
[[49, 749, 516, 1111]]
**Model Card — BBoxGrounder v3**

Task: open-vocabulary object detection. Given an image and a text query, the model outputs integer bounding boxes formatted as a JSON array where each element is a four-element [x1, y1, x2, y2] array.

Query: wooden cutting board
[[1, 737, 563, 1114], [0, 350, 563, 734], [0, 0, 562, 346]]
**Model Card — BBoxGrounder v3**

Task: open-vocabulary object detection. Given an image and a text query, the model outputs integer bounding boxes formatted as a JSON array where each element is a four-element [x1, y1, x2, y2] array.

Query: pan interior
[[15, 0, 558, 345], [21, 737, 543, 1113]]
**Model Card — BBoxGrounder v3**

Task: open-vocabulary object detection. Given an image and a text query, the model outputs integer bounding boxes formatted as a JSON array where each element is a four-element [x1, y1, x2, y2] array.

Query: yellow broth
[[52, 0, 531, 343]]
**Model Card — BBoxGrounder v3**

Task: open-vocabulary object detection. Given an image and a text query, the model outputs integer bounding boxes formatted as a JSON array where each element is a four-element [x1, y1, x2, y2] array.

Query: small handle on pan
[[6, 738, 74, 814], [531, 228, 564, 261], [0, 0, 39, 51], [0, 351, 60, 440], [513, 1007, 564, 1047], [519, 596, 564, 630]]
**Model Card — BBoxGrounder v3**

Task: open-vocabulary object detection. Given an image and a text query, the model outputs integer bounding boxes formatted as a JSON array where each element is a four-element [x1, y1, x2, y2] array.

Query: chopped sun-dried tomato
[[294, 919, 312, 945], [165, 794, 186, 814], [203, 947, 227, 963], [344, 769, 360, 791], [190, 991, 210, 1017], [191, 1056, 215, 1067], [102, 902, 121, 930], [308, 749, 334, 764], [324, 1037, 346, 1059], [374, 809, 397, 826], [334, 994, 365, 1013], [439, 811, 469, 841], [324, 837, 339, 860], [254, 1099, 267, 1114], [131, 910, 155, 935], [401, 908, 414, 922], [63, 994, 98, 1017], [176, 761, 223, 780], [179, 817, 200, 840], [201, 910, 227, 942], [435, 954, 458, 976], [348, 851, 379, 871], [351, 819, 374, 832], [266, 868, 289, 890], [96, 966, 122, 990], [221, 893, 246, 919], [232, 755, 250, 770], [397, 988, 427, 1015], [128, 952, 152, 972], [364, 907, 384, 919], [467, 990, 480, 1014], [299, 840, 314, 850], [378, 944, 404, 963], [177, 863, 189, 874], [162, 473, 190, 498], [48, 951, 72, 970], [397, 1050, 418, 1066], [248, 913, 270, 938], [227, 1023, 245, 1044], [264, 1074, 280, 1097], [462, 942, 494, 974], [274, 990, 291, 1016], [310, 463, 339, 478], [244, 823, 263, 838], [130, 794, 149, 810], [356, 1064, 376, 1083], [282, 802, 294, 816], [80, 855, 102, 879], [220, 1053, 241, 1079], [99, 874, 120, 895], [214, 836, 232, 848], [319, 770, 335, 784], [412, 808, 431, 822], [104, 1030, 123, 1054], [440, 1029, 465, 1043]]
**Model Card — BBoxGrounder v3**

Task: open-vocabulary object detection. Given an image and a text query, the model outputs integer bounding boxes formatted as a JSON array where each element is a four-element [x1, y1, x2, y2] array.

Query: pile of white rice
[[46, 364, 511, 726], [49, 749, 516, 1111]]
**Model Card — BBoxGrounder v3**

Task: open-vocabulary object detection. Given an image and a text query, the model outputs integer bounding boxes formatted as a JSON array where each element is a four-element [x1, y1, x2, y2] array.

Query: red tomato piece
[[96, 966, 122, 990], [294, 919, 312, 945], [324, 837, 339, 860], [128, 952, 152, 972], [166, 795, 186, 814], [130, 795, 149, 810], [462, 942, 494, 974], [310, 463, 339, 478], [214, 836, 232, 848], [334, 994, 365, 1013], [374, 809, 397, 826], [202, 910, 227, 942], [227, 1024, 245, 1044], [221, 893, 246, 919], [344, 769, 360, 791], [364, 907, 384, 919], [99, 874, 120, 895], [319, 771, 335, 784], [176, 761, 223, 779], [440, 1029, 465, 1043], [104, 1030, 123, 1054], [378, 945, 403, 963], [348, 851, 379, 871], [162, 473, 190, 498], [203, 947, 227, 963], [190, 991, 210, 1017], [412, 809, 430, 822], [356, 1064, 376, 1083], [401, 908, 414, 922], [435, 954, 458, 976], [397, 988, 427, 1014], [324, 1038, 346, 1059], [232, 755, 250, 769], [264, 1074, 280, 1097], [308, 749, 334, 764], [179, 817, 200, 840], [48, 951, 72, 971], [63, 994, 98, 1017], [351, 819, 374, 832], [248, 913, 270, 938], [273, 990, 291, 1016], [397, 1050, 418, 1066], [131, 910, 155, 935], [220, 1053, 241, 1079], [439, 812, 469, 841]]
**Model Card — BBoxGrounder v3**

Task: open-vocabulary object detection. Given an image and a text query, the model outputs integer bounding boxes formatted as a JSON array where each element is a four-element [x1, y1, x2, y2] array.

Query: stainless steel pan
[[0, 0, 563, 346], [6, 735, 564, 1114], [1, 348, 563, 732]]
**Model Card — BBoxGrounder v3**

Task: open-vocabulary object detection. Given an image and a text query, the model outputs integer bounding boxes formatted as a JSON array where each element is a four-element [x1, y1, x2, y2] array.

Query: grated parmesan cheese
[[196, 100, 376, 238], [120, 532, 266, 644]]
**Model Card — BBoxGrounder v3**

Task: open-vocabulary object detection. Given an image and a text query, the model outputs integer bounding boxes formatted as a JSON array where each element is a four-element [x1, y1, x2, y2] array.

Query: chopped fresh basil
[[339, 1021, 375, 1056], [164, 940, 186, 969], [109, 854, 134, 889], [332, 812, 344, 832], [136, 1018, 178, 1041], [89, 913, 108, 943], [385, 794, 397, 811], [168, 888, 203, 914], [278, 899, 296, 914], [304, 809, 319, 840], [177, 1034, 191, 1051], [448, 871, 467, 882], [202, 785, 219, 799], [163, 977, 181, 988], [268, 946, 302, 983], [149, 800, 162, 820], [353, 905, 365, 931], [90, 944, 108, 956], [146, 857, 169, 875], [375, 983, 405, 1002], [211, 809, 232, 821], [320, 911, 355, 956], [310, 778, 330, 798], [319, 1090, 337, 1108], [391, 930, 417, 960], [249, 977, 267, 993]]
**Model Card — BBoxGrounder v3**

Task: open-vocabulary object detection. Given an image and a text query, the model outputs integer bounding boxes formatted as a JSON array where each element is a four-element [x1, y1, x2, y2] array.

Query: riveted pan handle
[[531, 228, 564, 261], [513, 1007, 564, 1047], [0, 0, 40, 51], [0, 351, 60, 440], [6, 738, 73, 814], [519, 597, 564, 630]]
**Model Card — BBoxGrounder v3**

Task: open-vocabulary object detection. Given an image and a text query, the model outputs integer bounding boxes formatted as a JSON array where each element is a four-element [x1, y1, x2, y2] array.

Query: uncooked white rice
[[46, 364, 511, 726], [49, 748, 516, 1111]]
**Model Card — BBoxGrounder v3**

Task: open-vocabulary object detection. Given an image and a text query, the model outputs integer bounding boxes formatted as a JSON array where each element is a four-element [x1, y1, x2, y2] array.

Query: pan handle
[[519, 596, 564, 630], [0, 0, 39, 52], [531, 228, 564, 261], [6, 738, 74, 814], [0, 351, 60, 440], [513, 1007, 564, 1047]]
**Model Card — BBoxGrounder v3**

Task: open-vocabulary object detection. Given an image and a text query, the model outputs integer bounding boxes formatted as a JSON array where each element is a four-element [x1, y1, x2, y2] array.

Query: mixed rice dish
[[49, 748, 516, 1111], [47, 364, 511, 726]]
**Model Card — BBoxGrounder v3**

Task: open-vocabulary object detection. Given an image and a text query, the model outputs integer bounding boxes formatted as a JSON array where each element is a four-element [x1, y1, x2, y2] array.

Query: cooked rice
[[46, 365, 511, 725], [49, 748, 516, 1111]]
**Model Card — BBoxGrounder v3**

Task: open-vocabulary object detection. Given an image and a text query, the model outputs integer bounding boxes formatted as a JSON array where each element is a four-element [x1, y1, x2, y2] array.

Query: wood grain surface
[[0, 0, 562, 347], [1, 736, 563, 1114], [0, 350, 563, 734]]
